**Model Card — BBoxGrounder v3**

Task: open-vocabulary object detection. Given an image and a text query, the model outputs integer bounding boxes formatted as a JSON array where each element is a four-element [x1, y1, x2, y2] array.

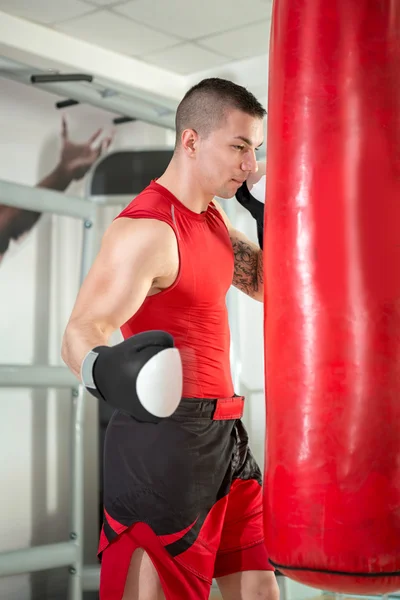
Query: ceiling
[[0, 0, 272, 75]]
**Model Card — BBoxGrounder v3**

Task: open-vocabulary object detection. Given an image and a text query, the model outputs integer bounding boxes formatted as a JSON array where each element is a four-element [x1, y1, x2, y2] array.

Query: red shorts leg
[[213, 478, 274, 578], [100, 522, 211, 600], [214, 541, 273, 578]]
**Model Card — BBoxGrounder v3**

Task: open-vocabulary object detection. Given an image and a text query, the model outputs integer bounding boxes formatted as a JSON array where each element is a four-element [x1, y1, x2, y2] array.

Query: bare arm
[[61, 217, 177, 378], [213, 200, 264, 302], [0, 120, 113, 263], [0, 168, 71, 259]]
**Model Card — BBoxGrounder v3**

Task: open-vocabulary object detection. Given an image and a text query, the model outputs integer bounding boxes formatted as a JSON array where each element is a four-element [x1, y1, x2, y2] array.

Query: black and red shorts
[[99, 396, 273, 599]]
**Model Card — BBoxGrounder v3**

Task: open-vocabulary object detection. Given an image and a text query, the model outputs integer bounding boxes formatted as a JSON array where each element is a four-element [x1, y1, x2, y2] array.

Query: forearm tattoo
[[231, 238, 264, 298]]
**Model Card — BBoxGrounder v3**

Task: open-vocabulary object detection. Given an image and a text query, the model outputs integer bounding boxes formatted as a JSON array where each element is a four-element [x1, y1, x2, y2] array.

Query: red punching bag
[[264, 0, 400, 593]]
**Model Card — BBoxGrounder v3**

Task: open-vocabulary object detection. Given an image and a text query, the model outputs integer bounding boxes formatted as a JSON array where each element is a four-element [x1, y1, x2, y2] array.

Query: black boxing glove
[[235, 176, 266, 249], [81, 330, 182, 423]]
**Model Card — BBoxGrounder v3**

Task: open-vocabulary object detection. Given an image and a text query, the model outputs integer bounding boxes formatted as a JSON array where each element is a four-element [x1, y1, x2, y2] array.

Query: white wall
[[0, 77, 172, 600]]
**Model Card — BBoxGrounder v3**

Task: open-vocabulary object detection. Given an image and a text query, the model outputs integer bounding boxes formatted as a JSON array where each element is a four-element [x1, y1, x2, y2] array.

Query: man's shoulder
[[106, 215, 177, 261], [118, 182, 173, 222]]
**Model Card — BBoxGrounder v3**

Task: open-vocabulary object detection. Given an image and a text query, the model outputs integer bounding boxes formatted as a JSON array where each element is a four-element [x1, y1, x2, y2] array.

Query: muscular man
[[62, 78, 278, 600]]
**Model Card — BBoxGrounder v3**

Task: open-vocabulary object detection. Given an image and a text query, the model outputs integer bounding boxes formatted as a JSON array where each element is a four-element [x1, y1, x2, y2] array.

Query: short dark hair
[[175, 77, 266, 147]]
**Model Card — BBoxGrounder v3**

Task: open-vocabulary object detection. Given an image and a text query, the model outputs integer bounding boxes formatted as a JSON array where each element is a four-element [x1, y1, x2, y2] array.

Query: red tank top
[[117, 181, 234, 399]]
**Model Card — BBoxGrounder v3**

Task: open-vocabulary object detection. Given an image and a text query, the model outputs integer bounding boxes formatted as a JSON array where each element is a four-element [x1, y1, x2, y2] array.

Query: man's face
[[195, 109, 264, 199]]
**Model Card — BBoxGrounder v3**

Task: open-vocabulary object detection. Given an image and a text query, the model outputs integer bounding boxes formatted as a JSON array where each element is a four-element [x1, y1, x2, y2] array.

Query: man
[[62, 78, 277, 600], [0, 117, 112, 262]]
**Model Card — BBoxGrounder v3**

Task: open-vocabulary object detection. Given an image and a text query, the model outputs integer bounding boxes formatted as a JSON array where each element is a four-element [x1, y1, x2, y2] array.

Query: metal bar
[[0, 542, 77, 576], [67, 178, 101, 598], [0, 365, 77, 388], [68, 385, 86, 600], [80, 211, 98, 285], [276, 574, 287, 600], [0, 51, 180, 127], [2, 70, 177, 130], [82, 565, 100, 591], [113, 116, 136, 125], [0, 179, 95, 220], [56, 99, 80, 109], [89, 194, 136, 206], [31, 74, 93, 84]]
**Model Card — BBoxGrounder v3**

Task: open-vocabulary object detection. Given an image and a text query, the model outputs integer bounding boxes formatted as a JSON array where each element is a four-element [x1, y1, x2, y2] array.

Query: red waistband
[[212, 396, 245, 420]]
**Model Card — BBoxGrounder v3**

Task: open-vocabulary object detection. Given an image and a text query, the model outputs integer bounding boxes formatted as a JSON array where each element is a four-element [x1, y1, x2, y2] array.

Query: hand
[[57, 116, 114, 181], [247, 161, 266, 192], [0, 119, 115, 264], [235, 162, 266, 249]]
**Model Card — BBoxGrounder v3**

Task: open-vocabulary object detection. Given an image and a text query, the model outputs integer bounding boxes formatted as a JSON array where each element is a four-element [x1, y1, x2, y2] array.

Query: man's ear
[[180, 129, 199, 157]]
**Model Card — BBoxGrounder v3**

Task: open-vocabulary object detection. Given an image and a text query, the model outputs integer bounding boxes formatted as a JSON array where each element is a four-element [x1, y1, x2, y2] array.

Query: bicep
[[69, 218, 172, 334]]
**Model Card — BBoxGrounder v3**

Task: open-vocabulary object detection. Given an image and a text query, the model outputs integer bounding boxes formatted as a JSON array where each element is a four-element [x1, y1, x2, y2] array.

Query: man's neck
[[157, 160, 214, 214]]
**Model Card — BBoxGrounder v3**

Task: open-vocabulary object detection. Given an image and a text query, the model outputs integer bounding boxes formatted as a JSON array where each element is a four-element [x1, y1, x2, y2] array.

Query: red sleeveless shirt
[[117, 181, 234, 399]]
